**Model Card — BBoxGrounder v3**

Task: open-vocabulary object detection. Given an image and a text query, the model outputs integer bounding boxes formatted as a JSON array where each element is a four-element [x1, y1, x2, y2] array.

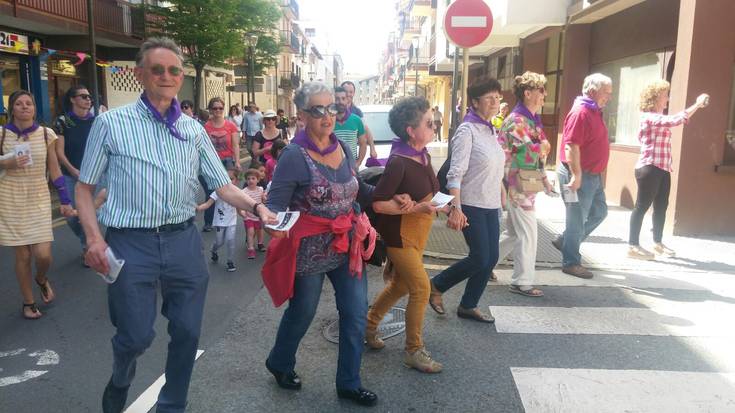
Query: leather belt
[[109, 217, 194, 233]]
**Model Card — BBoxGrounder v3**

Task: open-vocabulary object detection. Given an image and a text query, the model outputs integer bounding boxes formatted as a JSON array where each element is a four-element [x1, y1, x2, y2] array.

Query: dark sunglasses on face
[[150, 64, 183, 77], [210, 106, 224, 111], [181, 105, 191, 109], [304, 104, 338, 118], [74, 94, 92, 100], [264, 117, 277, 121]]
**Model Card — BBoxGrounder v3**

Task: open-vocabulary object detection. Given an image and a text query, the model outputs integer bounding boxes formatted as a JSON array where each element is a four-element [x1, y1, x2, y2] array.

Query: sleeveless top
[[292, 145, 359, 275]]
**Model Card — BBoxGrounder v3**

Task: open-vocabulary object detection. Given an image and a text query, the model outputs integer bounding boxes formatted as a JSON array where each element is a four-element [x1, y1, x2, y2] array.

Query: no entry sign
[[444, 0, 494, 48]]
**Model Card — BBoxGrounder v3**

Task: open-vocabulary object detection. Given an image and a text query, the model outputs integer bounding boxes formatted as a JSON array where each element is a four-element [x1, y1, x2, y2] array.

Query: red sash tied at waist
[[261, 210, 377, 307]]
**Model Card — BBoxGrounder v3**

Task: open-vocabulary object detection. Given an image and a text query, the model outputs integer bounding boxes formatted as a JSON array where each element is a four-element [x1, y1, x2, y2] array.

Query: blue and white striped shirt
[[79, 97, 230, 228]]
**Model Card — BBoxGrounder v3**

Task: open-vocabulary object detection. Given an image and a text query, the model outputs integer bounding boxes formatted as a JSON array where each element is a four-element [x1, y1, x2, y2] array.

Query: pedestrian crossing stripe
[[512, 368, 735, 413]]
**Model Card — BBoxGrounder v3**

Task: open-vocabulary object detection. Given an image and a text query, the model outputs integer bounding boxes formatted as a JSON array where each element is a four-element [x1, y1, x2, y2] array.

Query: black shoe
[[336, 387, 378, 407], [202, 225, 213, 233], [265, 359, 302, 390], [226, 261, 236, 272], [211, 251, 218, 262], [102, 377, 129, 413], [257, 243, 266, 252]]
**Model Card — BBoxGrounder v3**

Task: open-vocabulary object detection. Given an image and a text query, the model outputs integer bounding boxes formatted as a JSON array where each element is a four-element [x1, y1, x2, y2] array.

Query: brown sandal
[[36, 278, 55, 304], [429, 281, 445, 315], [23, 302, 42, 320]]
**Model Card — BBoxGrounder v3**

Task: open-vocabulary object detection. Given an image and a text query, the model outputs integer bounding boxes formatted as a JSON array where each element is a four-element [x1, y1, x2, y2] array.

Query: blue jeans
[[105, 224, 209, 413], [268, 260, 368, 390], [64, 175, 86, 248], [557, 163, 608, 267], [432, 205, 500, 309], [197, 175, 214, 227]]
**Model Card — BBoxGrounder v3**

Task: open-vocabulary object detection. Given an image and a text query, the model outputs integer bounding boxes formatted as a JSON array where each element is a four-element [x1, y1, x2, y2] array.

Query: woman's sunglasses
[[304, 104, 338, 119], [210, 106, 224, 111], [264, 116, 277, 121], [74, 94, 92, 100]]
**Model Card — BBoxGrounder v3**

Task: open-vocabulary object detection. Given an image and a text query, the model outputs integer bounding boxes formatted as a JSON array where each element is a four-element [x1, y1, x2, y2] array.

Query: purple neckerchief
[[292, 128, 339, 156], [389, 138, 428, 165], [140, 93, 185, 141], [343, 106, 353, 120], [511, 103, 543, 129], [4, 122, 40, 140], [66, 111, 94, 121], [463, 109, 495, 130], [574, 96, 601, 112]]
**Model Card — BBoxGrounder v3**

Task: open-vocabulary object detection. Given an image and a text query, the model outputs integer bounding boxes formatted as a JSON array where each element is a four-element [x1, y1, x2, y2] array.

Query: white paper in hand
[[14, 143, 32, 166], [431, 192, 455, 208], [97, 247, 125, 284], [562, 185, 579, 203], [265, 211, 300, 232]]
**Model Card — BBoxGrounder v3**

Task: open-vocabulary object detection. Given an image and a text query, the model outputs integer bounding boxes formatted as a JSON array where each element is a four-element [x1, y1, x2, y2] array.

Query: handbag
[[517, 169, 546, 193]]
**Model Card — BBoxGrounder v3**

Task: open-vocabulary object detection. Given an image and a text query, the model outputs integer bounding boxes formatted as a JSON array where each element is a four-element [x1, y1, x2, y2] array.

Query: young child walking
[[197, 169, 239, 272], [240, 168, 265, 259]]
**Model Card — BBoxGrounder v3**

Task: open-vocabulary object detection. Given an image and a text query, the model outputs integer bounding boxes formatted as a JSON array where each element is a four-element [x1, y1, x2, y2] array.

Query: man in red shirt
[[554, 73, 613, 278]]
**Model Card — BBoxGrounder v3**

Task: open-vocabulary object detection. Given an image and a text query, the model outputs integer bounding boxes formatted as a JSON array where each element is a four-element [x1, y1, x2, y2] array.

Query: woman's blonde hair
[[639, 80, 670, 112], [513, 71, 547, 102]]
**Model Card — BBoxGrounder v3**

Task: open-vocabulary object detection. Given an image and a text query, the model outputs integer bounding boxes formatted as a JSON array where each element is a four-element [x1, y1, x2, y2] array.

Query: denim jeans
[[557, 163, 608, 267], [64, 174, 86, 248], [197, 175, 214, 227], [105, 223, 209, 413], [431, 205, 500, 309], [268, 260, 368, 390]]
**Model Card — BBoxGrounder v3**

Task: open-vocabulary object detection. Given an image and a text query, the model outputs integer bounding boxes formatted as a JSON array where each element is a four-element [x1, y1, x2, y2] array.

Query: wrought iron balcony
[[279, 71, 300, 89]]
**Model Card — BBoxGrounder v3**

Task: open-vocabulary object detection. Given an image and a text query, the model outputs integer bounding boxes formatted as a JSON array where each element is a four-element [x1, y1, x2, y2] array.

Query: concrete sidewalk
[[426, 191, 735, 275]]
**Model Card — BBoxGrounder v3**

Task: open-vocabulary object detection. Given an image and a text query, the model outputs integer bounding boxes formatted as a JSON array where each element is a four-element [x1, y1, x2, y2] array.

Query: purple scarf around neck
[[463, 108, 495, 130], [511, 103, 543, 128], [292, 128, 339, 156], [5, 122, 40, 140], [140, 93, 185, 141], [67, 110, 94, 121], [575, 96, 601, 111], [389, 138, 428, 165]]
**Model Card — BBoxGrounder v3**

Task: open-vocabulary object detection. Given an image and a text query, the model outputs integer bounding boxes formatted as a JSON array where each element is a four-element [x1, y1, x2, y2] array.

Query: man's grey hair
[[294, 81, 333, 110], [582, 73, 613, 97], [135, 37, 184, 67]]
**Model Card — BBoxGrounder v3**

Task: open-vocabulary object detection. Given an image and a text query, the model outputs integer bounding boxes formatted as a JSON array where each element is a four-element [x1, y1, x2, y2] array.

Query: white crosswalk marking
[[512, 368, 735, 413]]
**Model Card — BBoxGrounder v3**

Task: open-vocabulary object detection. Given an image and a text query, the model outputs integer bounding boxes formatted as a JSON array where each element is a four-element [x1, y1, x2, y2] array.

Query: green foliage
[[145, 0, 282, 105]]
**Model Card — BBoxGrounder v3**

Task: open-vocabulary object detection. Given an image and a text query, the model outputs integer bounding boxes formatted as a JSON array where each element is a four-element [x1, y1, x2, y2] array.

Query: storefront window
[[592, 50, 672, 146], [1, 55, 21, 122]]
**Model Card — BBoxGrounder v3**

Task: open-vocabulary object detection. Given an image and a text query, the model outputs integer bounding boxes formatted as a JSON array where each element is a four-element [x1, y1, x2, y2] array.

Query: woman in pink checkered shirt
[[627, 80, 709, 260]]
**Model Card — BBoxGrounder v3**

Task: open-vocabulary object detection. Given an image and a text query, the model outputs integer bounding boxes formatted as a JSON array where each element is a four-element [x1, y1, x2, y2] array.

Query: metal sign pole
[[460, 47, 469, 117]]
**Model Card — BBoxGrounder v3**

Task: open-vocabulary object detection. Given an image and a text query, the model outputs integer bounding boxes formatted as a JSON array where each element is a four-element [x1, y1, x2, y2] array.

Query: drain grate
[[322, 307, 406, 344]]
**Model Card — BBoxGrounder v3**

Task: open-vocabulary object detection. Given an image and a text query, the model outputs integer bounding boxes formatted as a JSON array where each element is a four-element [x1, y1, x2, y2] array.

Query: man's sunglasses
[[150, 64, 183, 77], [74, 94, 92, 100], [304, 104, 338, 118]]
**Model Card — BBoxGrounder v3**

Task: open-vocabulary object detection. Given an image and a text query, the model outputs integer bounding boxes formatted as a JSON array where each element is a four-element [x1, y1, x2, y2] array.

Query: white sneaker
[[653, 243, 676, 257], [627, 245, 655, 260]]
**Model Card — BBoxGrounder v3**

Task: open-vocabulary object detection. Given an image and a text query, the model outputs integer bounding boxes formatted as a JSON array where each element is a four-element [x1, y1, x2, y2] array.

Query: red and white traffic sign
[[444, 0, 494, 48]]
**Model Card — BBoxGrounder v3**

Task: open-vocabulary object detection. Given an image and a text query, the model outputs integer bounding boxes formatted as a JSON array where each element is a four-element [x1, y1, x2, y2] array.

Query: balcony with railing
[[279, 30, 300, 53], [0, 0, 145, 45], [279, 71, 300, 90], [409, 0, 432, 17], [282, 0, 299, 20]]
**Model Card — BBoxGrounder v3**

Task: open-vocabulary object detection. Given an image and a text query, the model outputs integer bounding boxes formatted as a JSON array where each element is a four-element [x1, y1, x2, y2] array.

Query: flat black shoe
[[337, 387, 378, 407], [102, 377, 129, 413], [265, 359, 302, 390]]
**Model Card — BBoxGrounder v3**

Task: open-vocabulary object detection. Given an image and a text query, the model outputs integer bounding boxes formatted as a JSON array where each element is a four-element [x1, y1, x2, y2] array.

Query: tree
[[146, 0, 281, 109]]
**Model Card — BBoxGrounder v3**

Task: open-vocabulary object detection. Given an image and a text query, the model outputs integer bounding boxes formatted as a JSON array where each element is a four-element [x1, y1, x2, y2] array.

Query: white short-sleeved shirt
[[210, 192, 237, 227]]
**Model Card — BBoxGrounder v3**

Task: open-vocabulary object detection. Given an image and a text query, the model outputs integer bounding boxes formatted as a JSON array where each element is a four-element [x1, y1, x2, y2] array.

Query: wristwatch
[[252, 202, 262, 218]]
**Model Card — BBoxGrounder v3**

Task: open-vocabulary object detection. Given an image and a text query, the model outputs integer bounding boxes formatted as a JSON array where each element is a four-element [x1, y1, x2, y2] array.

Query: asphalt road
[[0, 217, 265, 412]]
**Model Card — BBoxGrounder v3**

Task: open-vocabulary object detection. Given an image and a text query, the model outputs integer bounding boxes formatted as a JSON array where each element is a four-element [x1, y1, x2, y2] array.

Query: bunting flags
[[73, 52, 88, 65]]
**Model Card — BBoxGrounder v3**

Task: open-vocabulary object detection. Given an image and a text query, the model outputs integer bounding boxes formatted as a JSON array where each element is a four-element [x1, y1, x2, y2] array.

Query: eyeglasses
[[303, 104, 338, 119], [210, 106, 224, 111], [264, 117, 277, 121], [74, 94, 92, 100], [149, 64, 183, 77]]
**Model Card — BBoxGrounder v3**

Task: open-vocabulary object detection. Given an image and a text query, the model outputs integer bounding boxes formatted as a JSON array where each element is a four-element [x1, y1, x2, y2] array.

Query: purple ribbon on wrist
[[52, 176, 72, 205]]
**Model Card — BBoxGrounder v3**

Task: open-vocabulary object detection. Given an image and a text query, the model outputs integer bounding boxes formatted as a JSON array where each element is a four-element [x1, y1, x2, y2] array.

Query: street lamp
[[246, 34, 258, 104]]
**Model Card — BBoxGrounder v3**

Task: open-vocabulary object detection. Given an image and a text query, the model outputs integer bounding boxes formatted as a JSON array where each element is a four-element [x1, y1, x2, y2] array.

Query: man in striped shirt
[[75, 38, 275, 413], [334, 86, 367, 166]]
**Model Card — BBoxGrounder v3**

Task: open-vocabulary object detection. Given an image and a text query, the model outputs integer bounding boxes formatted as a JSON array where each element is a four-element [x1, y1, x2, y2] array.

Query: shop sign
[[0, 31, 29, 55]]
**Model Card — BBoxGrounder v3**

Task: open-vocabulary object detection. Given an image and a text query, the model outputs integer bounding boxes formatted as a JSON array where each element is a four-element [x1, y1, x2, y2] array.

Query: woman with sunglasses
[[497, 71, 555, 298], [252, 109, 285, 164], [262, 81, 382, 407], [429, 76, 505, 323], [1, 90, 74, 319], [53, 84, 95, 265], [200, 97, 240, 231]]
